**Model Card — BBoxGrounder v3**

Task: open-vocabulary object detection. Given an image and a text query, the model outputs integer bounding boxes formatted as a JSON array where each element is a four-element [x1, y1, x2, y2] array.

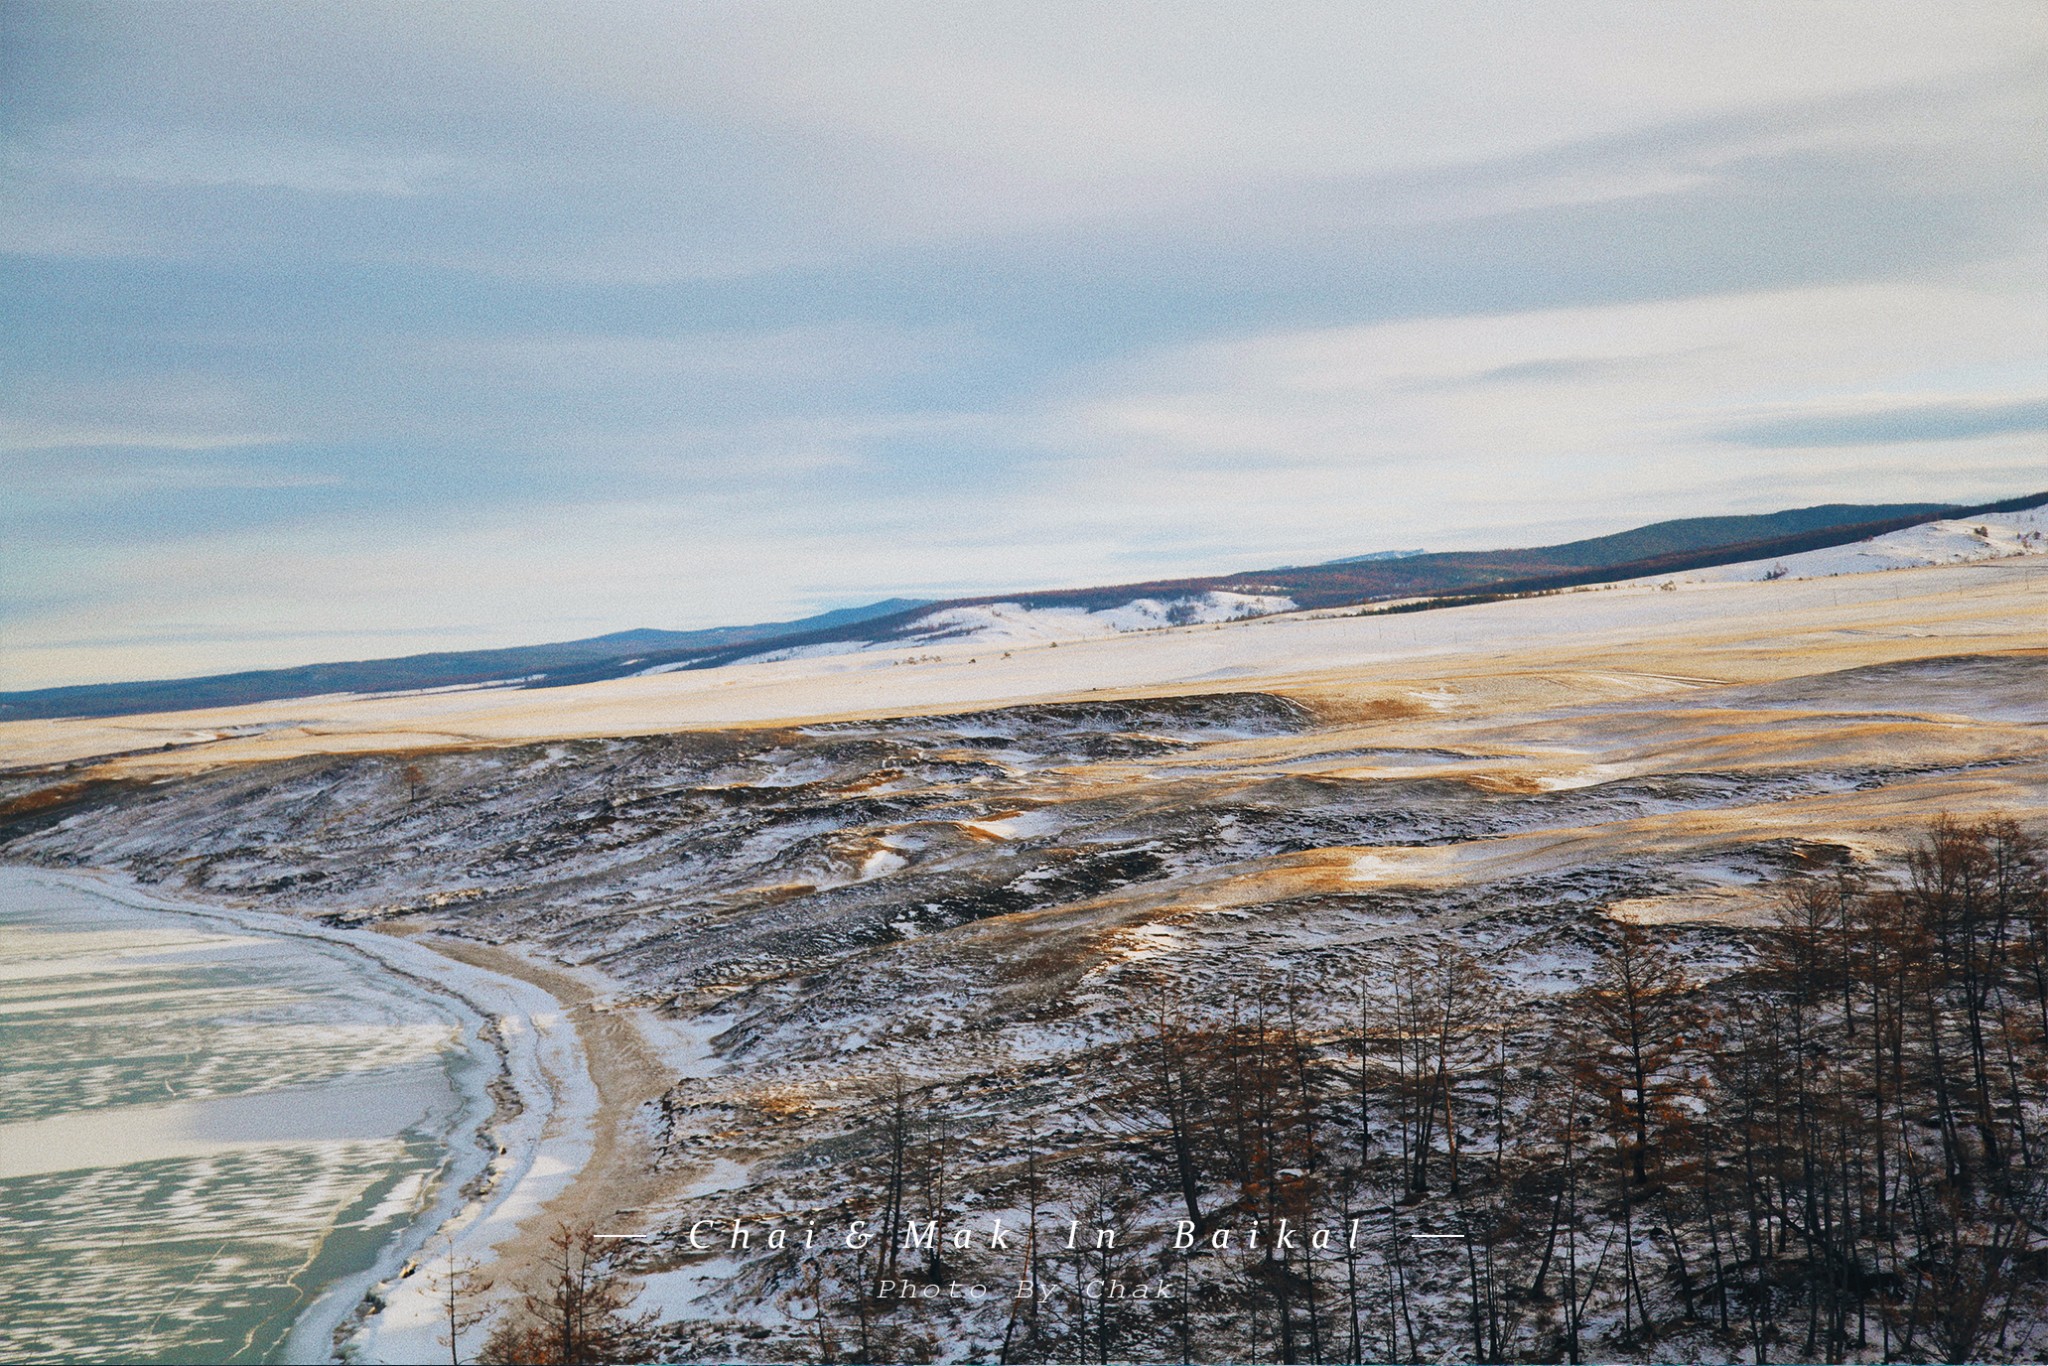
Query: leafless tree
[[429, 1237, 490, 1365], [478, 1222, 657, 1365]]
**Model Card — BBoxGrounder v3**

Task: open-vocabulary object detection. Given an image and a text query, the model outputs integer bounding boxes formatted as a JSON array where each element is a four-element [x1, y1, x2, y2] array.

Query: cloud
[[1716, 397, 2048, 447], [1020, 277, 2048, 557], [456, 3, 2048, 194], [24, 126, 472, 196], [1424, 355, 1688, 389], [0, 423, 293, 454], [3, 3, 2046, 686]]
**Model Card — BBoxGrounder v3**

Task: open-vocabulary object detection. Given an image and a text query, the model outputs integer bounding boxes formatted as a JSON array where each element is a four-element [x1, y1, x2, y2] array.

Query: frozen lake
[[0, 867, 494, 1364]]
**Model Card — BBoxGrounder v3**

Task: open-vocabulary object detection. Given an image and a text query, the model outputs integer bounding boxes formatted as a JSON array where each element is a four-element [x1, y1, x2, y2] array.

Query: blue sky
[[4, 2, 2045, 688]]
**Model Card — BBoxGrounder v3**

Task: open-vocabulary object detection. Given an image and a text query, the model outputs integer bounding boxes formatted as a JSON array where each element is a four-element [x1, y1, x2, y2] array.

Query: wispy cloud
[[24, 126, 473, 197], [1716, 397, 2048, 448], [0, 423, 295, 454]]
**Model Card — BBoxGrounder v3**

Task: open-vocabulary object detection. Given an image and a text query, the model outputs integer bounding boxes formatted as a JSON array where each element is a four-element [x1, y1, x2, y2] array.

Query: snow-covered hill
[[892, 590, 1295, 646], [1654, 506, 2048, 585], [714, 590, 1296, 666]]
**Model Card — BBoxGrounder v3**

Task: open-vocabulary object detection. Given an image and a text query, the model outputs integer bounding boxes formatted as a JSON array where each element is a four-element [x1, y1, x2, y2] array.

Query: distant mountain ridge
[[6, 492, 2042, 723], [0, 599, 928, 723]]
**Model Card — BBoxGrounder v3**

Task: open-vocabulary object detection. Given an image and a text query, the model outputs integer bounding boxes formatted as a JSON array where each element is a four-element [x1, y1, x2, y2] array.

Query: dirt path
[[403, 934, 687, 1296]]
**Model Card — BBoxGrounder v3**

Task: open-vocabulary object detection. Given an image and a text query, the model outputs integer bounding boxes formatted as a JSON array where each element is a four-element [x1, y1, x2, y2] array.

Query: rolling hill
[[7, 491, 2041, 722]]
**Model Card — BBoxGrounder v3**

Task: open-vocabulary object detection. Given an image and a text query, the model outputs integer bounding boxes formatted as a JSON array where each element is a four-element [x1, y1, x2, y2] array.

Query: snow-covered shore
[[3, 866, 600, 1366]]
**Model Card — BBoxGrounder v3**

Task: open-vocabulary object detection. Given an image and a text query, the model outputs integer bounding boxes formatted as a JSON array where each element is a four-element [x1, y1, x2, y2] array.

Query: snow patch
[[961, 810, 1062, 841], [635, 1259, 740, 1322], [902, 591, 1295, 647], [678, 1156, 753, 1199], [858, 848, 908, 880], [1351, 854, 1397, 882]]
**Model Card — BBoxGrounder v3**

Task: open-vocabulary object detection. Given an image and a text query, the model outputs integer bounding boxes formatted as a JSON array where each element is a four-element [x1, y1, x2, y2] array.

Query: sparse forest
[[745, 817, 2048, 1365]]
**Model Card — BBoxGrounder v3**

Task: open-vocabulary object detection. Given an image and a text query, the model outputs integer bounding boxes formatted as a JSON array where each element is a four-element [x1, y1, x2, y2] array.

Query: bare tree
[[429, 1237, 490, 1366], [478, 1222, 657, 1365], [1580, 922, 1693, 1187]]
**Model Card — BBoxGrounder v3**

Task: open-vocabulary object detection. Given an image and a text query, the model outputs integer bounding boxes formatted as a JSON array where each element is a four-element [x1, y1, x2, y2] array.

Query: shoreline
[[364, 934, 724, 1347], [2, 864, 603, 1366]]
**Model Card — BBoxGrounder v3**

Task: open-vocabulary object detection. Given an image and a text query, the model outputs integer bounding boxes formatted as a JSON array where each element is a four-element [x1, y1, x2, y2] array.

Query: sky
[[3, 2, 2046, 689]]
